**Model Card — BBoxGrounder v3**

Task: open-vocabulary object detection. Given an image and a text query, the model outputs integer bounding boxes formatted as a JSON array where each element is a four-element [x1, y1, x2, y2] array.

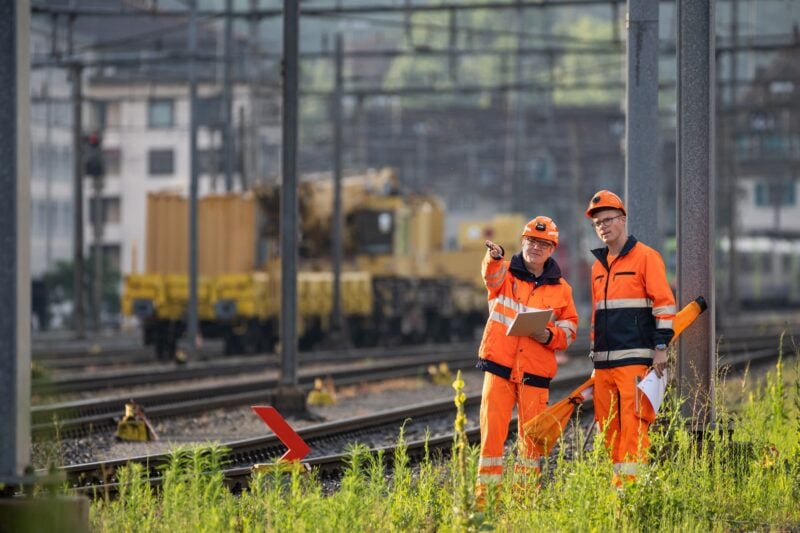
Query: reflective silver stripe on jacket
[[486, 277, 504, 289], [656, 319, 673, 329], [489, 311, 513, 327], [485, 266, 507, 289], [590, 348, 652, 362], [595, 298, 652, 310], [652, 305, 677, 315], [478, 456, 504, 468], [485, 267, 507, 282], [495, 293, 545, 314], [555, 319, 577, 346]]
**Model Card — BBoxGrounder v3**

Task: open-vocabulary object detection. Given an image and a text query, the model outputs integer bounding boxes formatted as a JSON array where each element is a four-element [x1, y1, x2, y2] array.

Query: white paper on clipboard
[[637, 369, 668, 414], [505, 309, 553, 337]]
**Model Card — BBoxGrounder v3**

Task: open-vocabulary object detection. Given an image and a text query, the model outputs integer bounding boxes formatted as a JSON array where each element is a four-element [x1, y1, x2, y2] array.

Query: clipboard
[[506, 309, 553, 337]]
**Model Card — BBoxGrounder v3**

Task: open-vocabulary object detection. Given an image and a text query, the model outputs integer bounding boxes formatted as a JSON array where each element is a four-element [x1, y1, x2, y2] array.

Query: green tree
[[551, 16, 622, 106], [41, 253, 121, 320]]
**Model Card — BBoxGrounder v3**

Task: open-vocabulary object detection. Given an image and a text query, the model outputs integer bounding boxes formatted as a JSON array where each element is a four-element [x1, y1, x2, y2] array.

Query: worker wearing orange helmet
[[477, 216, 579, 505], [585, 190, 676, 485]]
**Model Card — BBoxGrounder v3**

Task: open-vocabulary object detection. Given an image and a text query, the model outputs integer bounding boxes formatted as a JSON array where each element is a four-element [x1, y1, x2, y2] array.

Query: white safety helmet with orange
[[521, 216, 559, 248]]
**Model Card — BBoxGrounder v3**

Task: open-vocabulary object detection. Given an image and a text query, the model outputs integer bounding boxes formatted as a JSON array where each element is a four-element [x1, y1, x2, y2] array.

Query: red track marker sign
[[251, 406, 311, 461]]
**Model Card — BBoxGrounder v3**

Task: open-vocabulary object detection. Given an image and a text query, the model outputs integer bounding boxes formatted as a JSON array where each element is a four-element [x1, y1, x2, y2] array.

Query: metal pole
[[92, 175, 104, 331], [625, 0, 660, 249], [280, 0, 300, 386], [248, 0, 260, 185], [238, 105, 247, 188], [510, 0, 526, 212], [71, 63, 85, 339], [223, 0, 234, 191], [188, 0, 199, 358], [726, 0, 740, 315], [0, 0, 31, 485], [330, 33, 346, 346], [676, 0, 715, 426], [44, 82, 53, 271]]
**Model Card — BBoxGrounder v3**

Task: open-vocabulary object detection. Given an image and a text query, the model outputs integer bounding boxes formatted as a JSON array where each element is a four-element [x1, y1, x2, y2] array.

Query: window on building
[[89, 197, 121, 225], [148, 149, 174, 176], [62, 202, 73, 236], [739, 252, 754, 273], [755, 181, 796, 207], [90, 100, 107, 131], [148, 98, 174, 129], [199, 147, 243, 175], [105, 101, 121, 128], [103, 148, 121, 176], [199, 148, 223, 175], [782, 253, 794, 275], [786, 181, 798, 206], [755, 183, 768, 206]]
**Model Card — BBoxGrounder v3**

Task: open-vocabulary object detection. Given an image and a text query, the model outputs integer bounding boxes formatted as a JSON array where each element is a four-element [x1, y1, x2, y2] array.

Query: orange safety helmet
[[521, 216, 559, 247], [585, 190, 626, 218]]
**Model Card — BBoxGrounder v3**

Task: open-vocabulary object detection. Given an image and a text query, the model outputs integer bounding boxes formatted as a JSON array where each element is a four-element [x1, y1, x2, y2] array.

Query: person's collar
[[590, 235, 639, 268], [509, 253, 562, 284]]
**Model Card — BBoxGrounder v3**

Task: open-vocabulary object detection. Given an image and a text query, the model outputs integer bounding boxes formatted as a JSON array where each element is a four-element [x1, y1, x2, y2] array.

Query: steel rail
[[32, 349, 482, 437], [32, 342, 478, 395]]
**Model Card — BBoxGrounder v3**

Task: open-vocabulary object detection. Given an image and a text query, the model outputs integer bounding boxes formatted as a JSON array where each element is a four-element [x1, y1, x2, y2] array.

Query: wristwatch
[[654, 343, 667, 351]]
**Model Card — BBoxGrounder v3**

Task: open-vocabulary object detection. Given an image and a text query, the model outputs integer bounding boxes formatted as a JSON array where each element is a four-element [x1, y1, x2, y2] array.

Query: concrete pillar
[[625, 0, 661, 249], [0, 0, 32, 487], [676, 0, 716, 426]]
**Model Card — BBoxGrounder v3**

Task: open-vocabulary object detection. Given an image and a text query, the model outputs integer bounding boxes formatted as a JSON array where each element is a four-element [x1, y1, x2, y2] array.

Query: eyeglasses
[[523, 237, 553, 249], [591, 214, 624, 228]]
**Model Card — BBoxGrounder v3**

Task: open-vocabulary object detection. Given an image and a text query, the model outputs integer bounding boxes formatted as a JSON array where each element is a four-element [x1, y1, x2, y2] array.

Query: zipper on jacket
[[602, 258, 614, 362]]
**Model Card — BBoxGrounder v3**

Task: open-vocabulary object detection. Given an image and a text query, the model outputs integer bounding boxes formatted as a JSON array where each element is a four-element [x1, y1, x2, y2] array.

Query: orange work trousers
[[477, 372, 549, 491], [593, 364, 656, 481]]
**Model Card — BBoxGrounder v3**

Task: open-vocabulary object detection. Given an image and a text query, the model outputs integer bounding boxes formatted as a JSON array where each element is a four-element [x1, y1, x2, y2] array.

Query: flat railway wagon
[[123, 168, 526, 358]]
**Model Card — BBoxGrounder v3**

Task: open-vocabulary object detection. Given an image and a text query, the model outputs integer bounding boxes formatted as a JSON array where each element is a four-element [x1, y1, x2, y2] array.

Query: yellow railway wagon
[[122, 273, 215, 359], [125, 169, 527, 357]]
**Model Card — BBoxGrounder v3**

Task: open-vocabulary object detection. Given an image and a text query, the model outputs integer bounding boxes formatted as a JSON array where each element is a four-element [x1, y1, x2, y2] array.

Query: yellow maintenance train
[[122, 168, 526, 359]]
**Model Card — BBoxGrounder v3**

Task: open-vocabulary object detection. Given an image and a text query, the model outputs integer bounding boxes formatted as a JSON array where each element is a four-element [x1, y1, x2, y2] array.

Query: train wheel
[[155, 339, 168, 361], [258, 320, 277, 353], [223, 328, 240, 356], [243, 320, 260, 355]]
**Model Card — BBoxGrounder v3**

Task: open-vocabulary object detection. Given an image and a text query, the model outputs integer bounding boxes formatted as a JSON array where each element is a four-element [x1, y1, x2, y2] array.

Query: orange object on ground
[[522, 378, 595, 456]]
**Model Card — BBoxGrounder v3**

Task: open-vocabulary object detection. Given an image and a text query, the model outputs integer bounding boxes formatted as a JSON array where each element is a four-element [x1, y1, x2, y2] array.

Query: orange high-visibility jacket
[[589, 236, 676, 368], [477, 251, 579, 386]]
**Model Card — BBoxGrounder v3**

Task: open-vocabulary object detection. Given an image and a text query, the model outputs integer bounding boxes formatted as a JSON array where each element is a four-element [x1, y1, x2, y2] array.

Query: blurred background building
[[27, 0, 800, 333]]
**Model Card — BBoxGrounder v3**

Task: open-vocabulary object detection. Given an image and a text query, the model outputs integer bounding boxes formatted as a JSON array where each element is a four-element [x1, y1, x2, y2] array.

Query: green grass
[[88, 348, 800, 532]]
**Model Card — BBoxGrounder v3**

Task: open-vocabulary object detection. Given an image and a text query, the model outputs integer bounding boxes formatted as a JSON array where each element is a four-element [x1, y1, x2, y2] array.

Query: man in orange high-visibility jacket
[[585, 190, 676, 485], [477, 216, 579, 504]]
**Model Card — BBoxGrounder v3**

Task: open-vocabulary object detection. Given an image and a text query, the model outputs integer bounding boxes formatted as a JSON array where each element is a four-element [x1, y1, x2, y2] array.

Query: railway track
[[33, 324, 797, 397], [33, 321, 797, 372], [32, 342, 478, 396], [58, 334, 795, 496], [32, 347, 482, 438], [33, 328, 797, 439]]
